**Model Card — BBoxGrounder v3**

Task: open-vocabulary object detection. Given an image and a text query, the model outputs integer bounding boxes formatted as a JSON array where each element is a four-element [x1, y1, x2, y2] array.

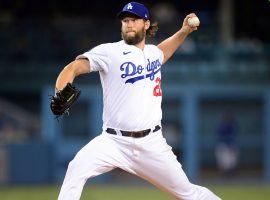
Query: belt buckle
[[130, 132, 136, 137], [131, 131, 139, 138], [120, 128, 153, 138], [130, 131, 142, 138]]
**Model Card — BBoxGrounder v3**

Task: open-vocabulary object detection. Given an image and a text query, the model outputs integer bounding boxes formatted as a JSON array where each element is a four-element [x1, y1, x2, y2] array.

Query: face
[[121, 16, 150, 45]]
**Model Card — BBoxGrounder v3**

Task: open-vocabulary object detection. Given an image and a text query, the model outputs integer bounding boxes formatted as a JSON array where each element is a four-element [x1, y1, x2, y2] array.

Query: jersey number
[[153, 77, 162, 96]]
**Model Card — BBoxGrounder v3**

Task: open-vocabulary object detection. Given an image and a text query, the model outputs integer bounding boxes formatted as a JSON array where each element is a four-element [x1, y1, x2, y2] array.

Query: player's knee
[[174, 183, 196, 200], [66, 153, 83, 174], [165, 178, 193, 199], [179, 184, 221, 200], [66, 159, 76, 173]]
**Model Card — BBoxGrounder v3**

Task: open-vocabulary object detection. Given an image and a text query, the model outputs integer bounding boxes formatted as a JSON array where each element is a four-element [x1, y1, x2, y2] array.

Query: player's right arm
[[55, 58, 91, 91], [55, 43, 109, 91], [157, 13, 198, 64]]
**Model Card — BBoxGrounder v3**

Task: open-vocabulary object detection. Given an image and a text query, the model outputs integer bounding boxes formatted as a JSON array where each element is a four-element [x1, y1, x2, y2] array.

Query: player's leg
[[131, 131, 221, 200], [58, 133, 122, 200]]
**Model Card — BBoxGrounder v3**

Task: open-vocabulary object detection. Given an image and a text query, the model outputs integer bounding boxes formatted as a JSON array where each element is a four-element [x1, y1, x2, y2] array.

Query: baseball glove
[[50, 83, 81, 117]]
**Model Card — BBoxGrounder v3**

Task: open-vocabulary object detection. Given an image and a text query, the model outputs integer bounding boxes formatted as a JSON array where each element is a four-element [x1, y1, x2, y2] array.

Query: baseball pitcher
[[51, 2, 221, 200]]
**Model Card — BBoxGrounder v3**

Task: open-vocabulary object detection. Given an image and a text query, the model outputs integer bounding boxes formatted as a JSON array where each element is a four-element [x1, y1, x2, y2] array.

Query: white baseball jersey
[[76, 40, 164, 131], [59, 40, 221, 200]]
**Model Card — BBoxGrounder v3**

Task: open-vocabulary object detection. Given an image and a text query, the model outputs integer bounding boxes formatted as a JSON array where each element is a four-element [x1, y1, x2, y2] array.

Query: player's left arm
[[157, 13, 199, 64]]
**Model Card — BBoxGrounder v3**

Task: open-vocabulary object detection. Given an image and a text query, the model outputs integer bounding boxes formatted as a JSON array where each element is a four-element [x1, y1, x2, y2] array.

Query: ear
[[145, 20, 150, 30]]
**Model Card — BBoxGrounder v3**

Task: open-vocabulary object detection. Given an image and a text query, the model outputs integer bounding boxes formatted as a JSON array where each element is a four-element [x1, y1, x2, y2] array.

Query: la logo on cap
[[127, 3, 133, 9]]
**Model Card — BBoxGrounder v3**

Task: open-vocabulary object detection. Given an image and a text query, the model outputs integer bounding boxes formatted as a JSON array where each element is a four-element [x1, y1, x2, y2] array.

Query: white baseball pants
[[58, 130, 221, 200]]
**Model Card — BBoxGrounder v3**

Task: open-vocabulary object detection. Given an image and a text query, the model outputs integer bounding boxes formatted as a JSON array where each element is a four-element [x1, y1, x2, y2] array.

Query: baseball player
[[53, 2, 221, 200]]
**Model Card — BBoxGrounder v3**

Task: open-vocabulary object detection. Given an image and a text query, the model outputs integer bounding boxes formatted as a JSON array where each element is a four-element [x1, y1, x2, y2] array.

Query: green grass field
[[0, 184, 269, 200]]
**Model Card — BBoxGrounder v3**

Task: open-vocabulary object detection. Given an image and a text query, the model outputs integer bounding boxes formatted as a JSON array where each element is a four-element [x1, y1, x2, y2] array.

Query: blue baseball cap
[[118, 2, 150, 20]]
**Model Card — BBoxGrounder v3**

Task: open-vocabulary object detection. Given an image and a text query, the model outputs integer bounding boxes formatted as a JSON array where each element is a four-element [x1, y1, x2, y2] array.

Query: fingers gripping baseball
[[182, 13, 200, 33]]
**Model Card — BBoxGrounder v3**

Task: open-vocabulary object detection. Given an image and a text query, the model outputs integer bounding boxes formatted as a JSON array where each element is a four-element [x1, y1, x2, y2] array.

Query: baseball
[[188, 16, 200, 27]]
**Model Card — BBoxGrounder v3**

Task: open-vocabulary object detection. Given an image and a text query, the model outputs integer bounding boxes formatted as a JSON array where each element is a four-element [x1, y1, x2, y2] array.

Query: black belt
[[106, 125, 161, 138]]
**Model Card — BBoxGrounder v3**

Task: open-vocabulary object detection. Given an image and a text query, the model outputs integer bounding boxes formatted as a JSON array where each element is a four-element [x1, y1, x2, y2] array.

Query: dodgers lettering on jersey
[[120, 58, 161, 84], [76, 40, 164, 131]]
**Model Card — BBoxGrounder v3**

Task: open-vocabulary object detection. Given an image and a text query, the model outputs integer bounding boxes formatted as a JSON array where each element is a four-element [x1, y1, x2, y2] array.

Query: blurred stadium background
[[0, 0, 270, 199]]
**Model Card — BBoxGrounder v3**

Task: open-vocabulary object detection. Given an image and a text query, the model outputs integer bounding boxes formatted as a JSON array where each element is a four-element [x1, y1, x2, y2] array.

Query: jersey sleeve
[[157, 47, 164, 65], [76, 44, 110, 73]]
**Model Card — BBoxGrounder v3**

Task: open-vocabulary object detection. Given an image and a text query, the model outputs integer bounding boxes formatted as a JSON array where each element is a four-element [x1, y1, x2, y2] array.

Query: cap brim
[[117, 11, 144, 20]]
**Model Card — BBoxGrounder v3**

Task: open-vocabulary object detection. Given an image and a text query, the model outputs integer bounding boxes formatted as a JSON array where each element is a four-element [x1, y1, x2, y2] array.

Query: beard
[[121, 28, 145, 45]]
